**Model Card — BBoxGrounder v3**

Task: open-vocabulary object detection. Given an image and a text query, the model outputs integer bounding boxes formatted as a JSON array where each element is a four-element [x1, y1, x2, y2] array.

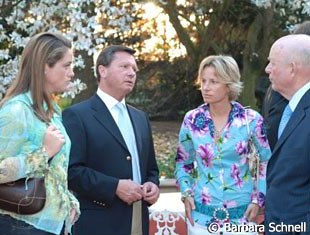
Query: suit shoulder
[[127, 104, 145, 115], [300, 89, 310, 108], [64, 97, 94, 113]]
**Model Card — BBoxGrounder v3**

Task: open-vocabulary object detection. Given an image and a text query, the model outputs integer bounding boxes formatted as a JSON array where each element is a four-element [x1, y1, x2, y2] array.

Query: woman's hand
[[244, 203, 260, 222], [43, 125, 65, 158], [183, 196, 195, 226], [63, 208, 79, 235], [69, 208, 79, 225]]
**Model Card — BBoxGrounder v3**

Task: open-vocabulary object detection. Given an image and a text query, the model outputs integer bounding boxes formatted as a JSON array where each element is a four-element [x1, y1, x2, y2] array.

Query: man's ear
[[289, 61, 298, 77], [98, 65, 107, 79]]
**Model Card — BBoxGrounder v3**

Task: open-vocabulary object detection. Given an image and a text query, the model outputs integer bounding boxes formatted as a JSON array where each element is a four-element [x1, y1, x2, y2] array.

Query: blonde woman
[[175, 55, 271, 235]]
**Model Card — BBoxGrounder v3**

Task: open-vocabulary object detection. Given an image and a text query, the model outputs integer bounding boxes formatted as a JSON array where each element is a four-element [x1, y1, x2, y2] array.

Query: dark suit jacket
[[62, 95, 159, 235], [265, 90, 310, 234], [263, 87, 288, 151]]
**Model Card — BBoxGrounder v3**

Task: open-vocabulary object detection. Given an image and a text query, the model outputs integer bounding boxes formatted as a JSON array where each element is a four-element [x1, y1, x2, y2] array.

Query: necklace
[[209, 107, 230, 144], [214, 126, 225, 143]]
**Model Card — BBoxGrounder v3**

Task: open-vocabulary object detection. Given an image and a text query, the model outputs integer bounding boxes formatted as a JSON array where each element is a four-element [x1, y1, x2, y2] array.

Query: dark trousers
[[0, 214, 56, 235]]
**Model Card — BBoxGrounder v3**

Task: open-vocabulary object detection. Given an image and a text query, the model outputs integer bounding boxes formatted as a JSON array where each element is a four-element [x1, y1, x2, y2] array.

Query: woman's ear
[[44, 64, 50, 76]]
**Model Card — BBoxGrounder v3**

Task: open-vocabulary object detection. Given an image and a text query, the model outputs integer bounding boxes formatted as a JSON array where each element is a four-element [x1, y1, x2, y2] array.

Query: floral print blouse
[[0, 92, 80, 235], [175, 102, 271, 226]]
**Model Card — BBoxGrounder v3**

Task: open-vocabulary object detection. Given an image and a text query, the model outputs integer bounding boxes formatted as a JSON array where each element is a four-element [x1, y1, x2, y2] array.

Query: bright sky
[[142, 2, 186, 60], [93, 2, 187, 62]]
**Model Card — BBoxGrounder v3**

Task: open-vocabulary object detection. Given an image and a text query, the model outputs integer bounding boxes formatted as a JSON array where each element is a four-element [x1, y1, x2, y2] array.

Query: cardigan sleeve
[[247, 109, 272, 207], [174, 113, 196, 195], [0, 100, 49, 183]]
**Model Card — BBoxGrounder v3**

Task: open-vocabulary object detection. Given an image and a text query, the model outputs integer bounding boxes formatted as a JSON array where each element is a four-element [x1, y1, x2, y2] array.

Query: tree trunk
[[240, 6, 275, 110], [72, 50, 97, 104]]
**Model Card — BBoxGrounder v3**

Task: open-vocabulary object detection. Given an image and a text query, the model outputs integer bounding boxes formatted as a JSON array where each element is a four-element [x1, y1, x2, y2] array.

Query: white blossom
[[251, 0, 272, 8], [0, 0, 130, 99], [62, 79, 87, 99], [74, 55, 86, 69], [10, 32, 28, 48], [302, 2, 310, 15], [0, 50, 10, 60], [1, 0, 309, 100], [0, 58, 19, 96]]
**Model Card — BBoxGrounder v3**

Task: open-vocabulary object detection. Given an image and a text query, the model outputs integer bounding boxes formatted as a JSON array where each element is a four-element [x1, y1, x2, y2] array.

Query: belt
[[195, 201, 248, 221]]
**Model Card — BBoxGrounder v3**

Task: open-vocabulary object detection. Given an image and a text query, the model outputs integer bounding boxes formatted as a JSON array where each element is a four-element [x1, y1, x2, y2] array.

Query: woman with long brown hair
[[0, 32, 79, 235]]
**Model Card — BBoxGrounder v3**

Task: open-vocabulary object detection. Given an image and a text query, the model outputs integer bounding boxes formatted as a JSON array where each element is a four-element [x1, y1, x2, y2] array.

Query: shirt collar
[[289, 82, 310, 111], [96, 88, 125, 111]]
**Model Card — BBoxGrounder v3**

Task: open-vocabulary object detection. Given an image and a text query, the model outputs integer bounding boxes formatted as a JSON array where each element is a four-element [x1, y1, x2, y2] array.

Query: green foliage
[[127, 58, 201, 120], [57, 97, 72, 110], [157, 151, 176, 179], [152, 122, 180, 179]]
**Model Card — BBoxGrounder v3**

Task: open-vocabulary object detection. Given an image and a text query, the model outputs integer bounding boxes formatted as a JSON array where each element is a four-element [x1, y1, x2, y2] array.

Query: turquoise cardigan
[[0, 92, 79, 235]]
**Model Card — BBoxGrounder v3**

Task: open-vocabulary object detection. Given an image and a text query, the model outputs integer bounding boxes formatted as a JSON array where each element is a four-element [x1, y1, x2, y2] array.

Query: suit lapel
[[273, 108, 305, 153], [273, 90, 310, 154], [90, 95, 128, 151]]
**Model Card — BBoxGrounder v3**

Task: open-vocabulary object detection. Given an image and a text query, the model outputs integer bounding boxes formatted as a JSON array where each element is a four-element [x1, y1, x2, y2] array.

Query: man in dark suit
[[262, 87, 288, 151], [63, 45, 160, 235], [264, 34, 310, 234], [262, 20, 310, 151]]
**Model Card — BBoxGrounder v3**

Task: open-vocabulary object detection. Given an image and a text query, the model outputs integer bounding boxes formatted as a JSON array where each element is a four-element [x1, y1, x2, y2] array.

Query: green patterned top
[[0, 92, 80, 235]]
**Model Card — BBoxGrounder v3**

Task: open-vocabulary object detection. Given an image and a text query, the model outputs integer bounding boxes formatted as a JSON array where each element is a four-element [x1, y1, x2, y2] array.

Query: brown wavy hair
[[0, 32, 72, 123]]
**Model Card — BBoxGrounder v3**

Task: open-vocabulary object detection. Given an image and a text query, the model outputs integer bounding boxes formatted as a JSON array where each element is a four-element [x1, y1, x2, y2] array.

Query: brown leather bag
[[0, 177, 46, 214]]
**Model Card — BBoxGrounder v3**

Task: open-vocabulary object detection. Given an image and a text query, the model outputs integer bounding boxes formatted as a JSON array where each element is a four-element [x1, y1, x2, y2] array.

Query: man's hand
[[116, 179, 144, 205], [142, 181, 159, 205]]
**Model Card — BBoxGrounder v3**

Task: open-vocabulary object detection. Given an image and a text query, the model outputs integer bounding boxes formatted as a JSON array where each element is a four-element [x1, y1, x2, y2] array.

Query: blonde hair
[[0, 32, 72, 123], [195, 55, 243, 101]]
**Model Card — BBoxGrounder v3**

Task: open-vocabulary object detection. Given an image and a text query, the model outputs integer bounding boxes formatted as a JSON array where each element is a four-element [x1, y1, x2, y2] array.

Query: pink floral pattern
[[175, 102, 271, 226]]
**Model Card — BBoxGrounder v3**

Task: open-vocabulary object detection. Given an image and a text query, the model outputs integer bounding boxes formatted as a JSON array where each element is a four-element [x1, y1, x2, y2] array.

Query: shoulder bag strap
[[245, 110, 259, 194]]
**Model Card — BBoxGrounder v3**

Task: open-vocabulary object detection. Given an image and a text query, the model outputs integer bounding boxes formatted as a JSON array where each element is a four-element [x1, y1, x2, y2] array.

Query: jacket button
[[126, 156, 131, 160]]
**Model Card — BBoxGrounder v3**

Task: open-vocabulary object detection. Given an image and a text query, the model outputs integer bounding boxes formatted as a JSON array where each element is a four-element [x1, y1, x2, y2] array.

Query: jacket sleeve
[[62, 107, 119, 205]]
